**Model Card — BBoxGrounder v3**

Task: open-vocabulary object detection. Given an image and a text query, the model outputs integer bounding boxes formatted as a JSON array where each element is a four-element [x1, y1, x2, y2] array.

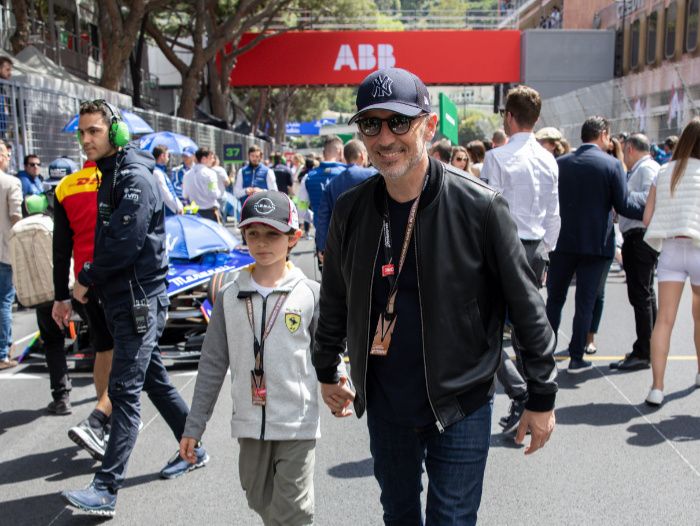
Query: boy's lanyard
[[381, 174, 428, 318], [244, 292, 288, 373]]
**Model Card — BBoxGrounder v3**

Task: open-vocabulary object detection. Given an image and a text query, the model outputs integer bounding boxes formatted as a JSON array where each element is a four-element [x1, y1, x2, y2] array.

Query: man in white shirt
[[480, 85, 561, 434], [610, 134, 660, 371], [0, 141, 22, 369], [182, 147, 222, 223], [153, 145, 183, 215]]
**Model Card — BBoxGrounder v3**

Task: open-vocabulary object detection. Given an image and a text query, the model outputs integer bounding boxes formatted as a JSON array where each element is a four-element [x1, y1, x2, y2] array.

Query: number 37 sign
[[223, 144, 243, 162]]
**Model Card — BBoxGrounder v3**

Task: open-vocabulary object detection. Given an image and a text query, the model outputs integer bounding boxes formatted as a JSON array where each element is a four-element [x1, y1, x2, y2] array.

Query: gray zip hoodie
[[184, 264, 340, 441]]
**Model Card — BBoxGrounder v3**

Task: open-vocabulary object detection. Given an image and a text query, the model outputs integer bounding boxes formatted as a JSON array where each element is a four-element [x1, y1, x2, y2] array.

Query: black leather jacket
[[312, 158, 558, 430]]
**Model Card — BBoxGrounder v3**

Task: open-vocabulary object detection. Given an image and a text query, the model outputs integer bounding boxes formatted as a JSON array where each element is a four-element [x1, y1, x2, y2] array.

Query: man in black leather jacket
[[312, 68, 558, 525]]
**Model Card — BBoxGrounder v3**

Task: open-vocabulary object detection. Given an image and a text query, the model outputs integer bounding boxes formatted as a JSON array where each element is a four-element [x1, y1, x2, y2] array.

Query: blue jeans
[[367, 400, 493, 526], [94, 292, 189, 492], [0, 262, 14, 360]]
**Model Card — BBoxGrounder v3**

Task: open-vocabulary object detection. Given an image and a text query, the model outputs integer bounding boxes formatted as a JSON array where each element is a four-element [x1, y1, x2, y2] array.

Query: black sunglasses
[[28, 162, 41, 167], [356, 114, 427, 137]]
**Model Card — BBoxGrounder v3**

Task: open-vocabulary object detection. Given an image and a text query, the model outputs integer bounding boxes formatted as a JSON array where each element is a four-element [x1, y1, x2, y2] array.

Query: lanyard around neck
[[381, 173, 428, 316], [244, 292, 288, 372]]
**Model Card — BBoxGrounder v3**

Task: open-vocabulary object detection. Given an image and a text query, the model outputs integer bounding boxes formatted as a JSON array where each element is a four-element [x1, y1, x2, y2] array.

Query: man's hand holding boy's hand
[[179, 437, 198, 464], [321, 376, 355, 418]]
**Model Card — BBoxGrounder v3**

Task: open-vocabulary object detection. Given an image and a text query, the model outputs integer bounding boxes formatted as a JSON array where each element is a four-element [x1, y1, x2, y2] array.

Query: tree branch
[[145, 17, 189, 74]]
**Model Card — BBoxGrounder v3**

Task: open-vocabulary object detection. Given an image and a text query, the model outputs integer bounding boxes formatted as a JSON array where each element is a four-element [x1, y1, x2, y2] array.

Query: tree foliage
[[457, 109, 501, 145]]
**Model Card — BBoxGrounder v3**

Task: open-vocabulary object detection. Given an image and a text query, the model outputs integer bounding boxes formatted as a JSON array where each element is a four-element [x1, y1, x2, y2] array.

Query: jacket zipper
[[259, 294, 268, 440], [363, 227, 384, 414], [414, 227, 444, 433]]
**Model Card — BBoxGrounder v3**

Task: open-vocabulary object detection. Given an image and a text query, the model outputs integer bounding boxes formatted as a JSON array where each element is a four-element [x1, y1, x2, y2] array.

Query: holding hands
[[321, 376, 355, 418]]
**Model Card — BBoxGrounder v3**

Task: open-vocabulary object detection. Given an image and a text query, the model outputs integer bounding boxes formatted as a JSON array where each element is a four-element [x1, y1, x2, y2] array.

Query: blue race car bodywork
[[159, 249, 253, 363]]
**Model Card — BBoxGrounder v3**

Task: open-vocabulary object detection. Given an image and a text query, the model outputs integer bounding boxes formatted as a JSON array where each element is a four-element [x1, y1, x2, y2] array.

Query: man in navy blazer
[[546, 116, 645, 374]]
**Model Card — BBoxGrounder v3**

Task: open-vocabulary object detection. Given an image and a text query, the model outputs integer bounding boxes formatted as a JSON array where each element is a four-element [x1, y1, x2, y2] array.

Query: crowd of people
[[1, 65, 700, 525]]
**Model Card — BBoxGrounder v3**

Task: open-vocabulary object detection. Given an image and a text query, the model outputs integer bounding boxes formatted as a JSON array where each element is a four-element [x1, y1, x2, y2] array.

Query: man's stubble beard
[[373, 140, 427, 181]]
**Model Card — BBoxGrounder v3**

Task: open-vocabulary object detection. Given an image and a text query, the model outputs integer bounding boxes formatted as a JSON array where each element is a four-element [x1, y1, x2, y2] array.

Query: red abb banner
[[228, 30, 521, 86]]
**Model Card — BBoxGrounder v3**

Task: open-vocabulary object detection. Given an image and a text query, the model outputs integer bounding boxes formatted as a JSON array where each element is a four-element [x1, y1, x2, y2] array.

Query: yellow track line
[[553, 355, 697, 362]]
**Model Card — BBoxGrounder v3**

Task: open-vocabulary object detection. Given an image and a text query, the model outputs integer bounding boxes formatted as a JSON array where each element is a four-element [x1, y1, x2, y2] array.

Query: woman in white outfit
[[643, 117, 700, 406]]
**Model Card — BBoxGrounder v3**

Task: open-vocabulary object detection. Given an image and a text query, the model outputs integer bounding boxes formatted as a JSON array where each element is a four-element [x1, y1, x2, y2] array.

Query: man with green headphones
[[61, 100, 208, 517]]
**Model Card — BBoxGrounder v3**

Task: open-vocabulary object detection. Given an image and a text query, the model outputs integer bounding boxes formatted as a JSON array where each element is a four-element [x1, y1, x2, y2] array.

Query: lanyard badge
[[251, 369, 267, 406], [243, 291, 288, 406]]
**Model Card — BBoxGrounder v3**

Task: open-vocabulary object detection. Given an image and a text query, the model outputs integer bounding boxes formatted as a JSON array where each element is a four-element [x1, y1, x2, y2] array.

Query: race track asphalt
[[2, 238, 699, 525]]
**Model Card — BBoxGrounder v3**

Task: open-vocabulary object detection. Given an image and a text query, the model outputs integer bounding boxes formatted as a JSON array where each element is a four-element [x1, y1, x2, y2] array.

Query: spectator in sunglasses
[[18, 154, 46, 216], [450, 145, 471, 174]]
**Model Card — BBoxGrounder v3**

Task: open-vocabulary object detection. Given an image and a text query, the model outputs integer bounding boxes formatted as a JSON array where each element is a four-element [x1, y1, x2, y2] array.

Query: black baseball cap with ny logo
[[349, 67, 432, 124]]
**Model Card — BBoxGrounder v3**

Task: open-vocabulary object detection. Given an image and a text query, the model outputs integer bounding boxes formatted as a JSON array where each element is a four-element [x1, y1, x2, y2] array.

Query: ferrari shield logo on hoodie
[[285, 312, 301, 334]]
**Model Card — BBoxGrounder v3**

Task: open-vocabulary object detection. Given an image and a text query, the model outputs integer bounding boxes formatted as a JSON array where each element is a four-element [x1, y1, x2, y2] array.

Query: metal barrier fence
[[540, 60, 700, 147], [0, 78, 267, 176]]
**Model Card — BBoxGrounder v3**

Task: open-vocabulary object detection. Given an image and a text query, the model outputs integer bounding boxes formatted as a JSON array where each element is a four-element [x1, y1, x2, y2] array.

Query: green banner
[[439, 93, 459, 145]]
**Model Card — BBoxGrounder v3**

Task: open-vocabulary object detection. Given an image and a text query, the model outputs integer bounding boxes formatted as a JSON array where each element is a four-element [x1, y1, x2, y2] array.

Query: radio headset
[[75, 99, 131, 148]]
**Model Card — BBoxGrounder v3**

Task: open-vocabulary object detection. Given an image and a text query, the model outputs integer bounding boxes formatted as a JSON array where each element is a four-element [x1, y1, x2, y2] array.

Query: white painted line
[[141, 374, 198, 433], [45, 371, 202, 525], [172, 370, 230, 377], [46, 508, 66, 526], [560, 329, 700, 477], [596, 367, 700, 478], [0, 373, 42, 379]]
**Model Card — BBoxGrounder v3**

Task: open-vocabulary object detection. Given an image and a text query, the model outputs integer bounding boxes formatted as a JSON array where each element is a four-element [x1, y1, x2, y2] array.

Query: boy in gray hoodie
[[180, 191, 345, 525]]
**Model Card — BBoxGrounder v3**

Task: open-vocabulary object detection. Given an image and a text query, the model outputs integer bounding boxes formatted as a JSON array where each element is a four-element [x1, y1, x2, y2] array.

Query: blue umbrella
[[165, 215, 238, 259], [139, 131, 198, 154], [62, 109, 154, 134]]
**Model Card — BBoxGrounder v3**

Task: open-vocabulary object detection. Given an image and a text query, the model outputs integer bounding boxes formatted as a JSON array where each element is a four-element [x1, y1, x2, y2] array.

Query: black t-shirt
[[366, 195, 434, 428]]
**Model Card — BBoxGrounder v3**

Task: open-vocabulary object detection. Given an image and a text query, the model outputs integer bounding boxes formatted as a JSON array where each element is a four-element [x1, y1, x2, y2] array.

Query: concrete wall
[[521, 29, 615, 98]]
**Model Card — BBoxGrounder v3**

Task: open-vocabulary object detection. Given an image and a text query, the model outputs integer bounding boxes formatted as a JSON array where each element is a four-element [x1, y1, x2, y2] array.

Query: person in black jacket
[[312, 68, 557, 526], [546, 116, 645, 374], [61, 101, 208, 518]]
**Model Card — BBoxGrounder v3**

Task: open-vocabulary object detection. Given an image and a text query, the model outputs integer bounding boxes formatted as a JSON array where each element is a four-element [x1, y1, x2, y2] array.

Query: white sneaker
[[645, 388, 664, 406]]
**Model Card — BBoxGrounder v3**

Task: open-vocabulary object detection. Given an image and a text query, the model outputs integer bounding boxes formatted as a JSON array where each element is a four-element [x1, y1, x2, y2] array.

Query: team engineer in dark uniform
[[62, 100, 208, 518]]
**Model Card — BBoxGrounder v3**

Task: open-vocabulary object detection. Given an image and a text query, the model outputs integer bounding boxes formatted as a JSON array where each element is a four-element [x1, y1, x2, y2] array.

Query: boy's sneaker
[[47, 398, 72, 415], [567, 358, 593, 374], [61, 481, 116, 517], [68, 419, 106, 461], [159, 446, 209, 479], [500, 400, 525, 434]]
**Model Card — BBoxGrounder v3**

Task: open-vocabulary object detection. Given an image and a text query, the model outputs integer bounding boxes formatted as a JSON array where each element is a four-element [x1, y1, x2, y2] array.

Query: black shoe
[[567, 358, 593, 374], [47, 398, 72, 415], [500, 400, 525, 434], [610, 355, 650, 371]]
